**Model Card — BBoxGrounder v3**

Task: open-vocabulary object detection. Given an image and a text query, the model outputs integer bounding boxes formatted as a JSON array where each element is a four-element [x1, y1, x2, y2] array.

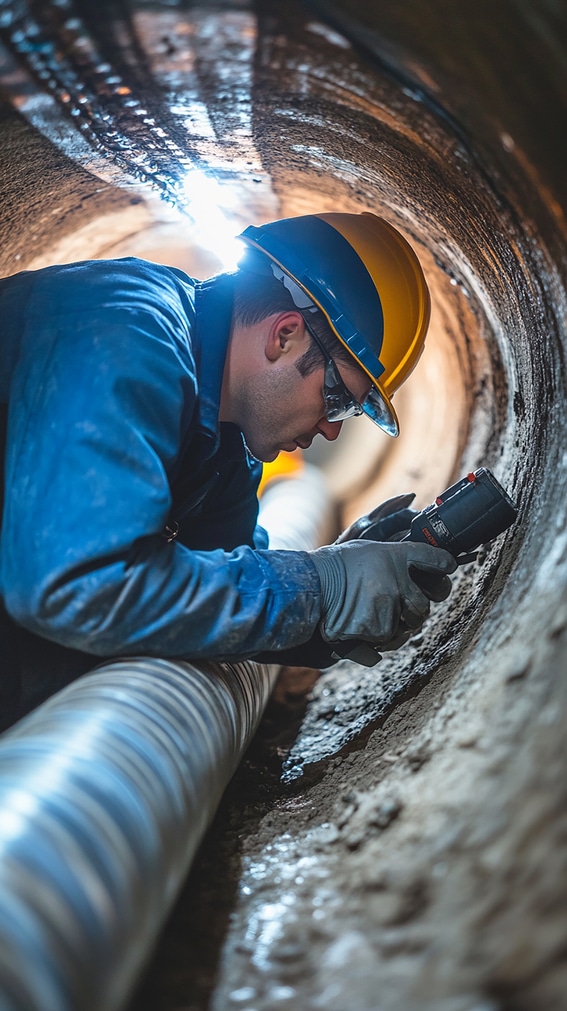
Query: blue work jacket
[[0, 258, 321, 671]]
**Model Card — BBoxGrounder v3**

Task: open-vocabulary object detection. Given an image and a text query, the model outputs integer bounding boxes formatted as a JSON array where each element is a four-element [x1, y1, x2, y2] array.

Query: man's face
[[222, 310, 372, 463], [240, 342, 371, 464]]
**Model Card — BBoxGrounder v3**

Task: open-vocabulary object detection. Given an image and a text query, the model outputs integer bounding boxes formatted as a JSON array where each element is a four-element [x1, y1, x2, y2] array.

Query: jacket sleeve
[[1, 300, 321, 659]]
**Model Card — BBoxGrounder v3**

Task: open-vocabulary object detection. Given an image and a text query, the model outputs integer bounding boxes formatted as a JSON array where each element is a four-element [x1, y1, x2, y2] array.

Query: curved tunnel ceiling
[[0, 1, 566, 1008]]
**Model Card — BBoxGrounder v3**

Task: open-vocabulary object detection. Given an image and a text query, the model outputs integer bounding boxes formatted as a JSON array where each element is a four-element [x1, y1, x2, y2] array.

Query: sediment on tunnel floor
[[0, 1, 566, 1009]]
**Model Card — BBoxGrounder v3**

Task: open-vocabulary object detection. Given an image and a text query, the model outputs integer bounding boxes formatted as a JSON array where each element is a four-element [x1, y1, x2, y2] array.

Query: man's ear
[[265, 311, 307, 362]]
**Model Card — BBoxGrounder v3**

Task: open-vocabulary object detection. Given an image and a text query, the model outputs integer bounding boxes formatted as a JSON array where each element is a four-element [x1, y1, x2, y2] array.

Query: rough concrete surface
[[0, 1, 566, 1008]]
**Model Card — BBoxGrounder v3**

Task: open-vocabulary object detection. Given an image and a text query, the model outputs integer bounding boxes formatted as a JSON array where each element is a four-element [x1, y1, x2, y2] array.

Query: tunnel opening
[[0, 1, 566, 1009]]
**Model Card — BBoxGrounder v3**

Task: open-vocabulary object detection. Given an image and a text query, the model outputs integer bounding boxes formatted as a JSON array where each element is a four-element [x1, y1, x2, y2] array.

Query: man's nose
[[317, 418, 343, 441]]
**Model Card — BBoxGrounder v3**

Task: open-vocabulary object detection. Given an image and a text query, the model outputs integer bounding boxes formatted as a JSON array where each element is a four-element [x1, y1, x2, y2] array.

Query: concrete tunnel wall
[[0, 2, 566, 1009]]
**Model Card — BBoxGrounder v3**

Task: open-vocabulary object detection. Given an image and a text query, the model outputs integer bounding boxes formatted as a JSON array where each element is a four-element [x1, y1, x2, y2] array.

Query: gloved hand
[[336, 493, 418, 544], [256, 628, 340, 670], [310, 540, 456, 645]]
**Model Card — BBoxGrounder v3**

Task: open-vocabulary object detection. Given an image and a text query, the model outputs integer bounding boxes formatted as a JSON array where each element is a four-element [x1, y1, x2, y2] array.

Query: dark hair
[[232, 265, 354, 377]]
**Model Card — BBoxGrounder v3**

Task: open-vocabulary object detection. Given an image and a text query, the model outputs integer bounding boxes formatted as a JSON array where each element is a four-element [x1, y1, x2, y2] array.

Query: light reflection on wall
[[181, 168, 246, 273]]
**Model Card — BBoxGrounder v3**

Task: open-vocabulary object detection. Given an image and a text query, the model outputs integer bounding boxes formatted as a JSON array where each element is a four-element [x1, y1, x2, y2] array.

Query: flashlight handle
[[328, 469, 517, 667]]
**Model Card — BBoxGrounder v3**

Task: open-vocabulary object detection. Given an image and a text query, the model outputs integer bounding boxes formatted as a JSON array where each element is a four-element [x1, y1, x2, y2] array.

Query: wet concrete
[[0, 1, 566, 1009]]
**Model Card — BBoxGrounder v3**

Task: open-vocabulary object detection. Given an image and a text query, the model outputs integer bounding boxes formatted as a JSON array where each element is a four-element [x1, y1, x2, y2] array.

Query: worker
[[0, 212, 456, 729]]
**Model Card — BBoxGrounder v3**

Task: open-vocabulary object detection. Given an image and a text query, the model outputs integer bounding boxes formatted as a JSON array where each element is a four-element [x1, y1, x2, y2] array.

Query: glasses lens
[[322, 359, 363, 422], [303, 317, 371, 424]]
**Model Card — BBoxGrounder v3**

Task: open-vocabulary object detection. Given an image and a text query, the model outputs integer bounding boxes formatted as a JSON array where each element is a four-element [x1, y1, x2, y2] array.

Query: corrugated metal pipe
[[0, 466, 335, 1011], [0, 658, 279, 1011]]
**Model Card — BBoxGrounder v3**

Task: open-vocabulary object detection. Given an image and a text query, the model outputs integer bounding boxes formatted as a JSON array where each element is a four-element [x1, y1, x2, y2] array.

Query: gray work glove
[[310, 540, 456, 645], [336, 493, 418, 544]]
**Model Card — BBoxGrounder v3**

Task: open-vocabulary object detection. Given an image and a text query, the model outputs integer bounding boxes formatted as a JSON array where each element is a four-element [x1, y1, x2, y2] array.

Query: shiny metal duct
[[0, 657, 279, 1011]]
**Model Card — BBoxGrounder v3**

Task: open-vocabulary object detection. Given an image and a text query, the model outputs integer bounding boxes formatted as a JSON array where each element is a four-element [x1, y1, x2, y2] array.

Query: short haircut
[[232, 265, 355, 378]]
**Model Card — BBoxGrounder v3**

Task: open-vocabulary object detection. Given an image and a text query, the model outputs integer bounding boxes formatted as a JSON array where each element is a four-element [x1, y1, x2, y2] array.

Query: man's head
[[239, 213, 431, 436], [221, 268, 371, 462], [219, 212, 431, 462]]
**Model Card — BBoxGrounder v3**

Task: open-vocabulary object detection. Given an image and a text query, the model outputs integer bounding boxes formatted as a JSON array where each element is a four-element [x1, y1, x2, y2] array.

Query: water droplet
[[267, 985, 297, 1002], [229, 987, 256, 1003]]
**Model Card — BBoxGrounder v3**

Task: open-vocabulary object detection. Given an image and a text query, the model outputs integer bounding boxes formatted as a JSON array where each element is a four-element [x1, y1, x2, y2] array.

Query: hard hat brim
[[362, 383, 400, 437]]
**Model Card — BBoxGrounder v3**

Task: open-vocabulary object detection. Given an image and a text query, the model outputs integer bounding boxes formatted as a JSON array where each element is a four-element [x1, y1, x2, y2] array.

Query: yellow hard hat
[[240, 212, 430, 436]]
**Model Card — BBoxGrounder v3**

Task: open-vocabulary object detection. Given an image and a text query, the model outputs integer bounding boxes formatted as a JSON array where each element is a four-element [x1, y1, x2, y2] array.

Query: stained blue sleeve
[[1, 272, 321, 659]]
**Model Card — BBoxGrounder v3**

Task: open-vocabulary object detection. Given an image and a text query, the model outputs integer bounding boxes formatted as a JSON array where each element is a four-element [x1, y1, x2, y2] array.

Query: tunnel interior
[[0, 2, 566, 1009]]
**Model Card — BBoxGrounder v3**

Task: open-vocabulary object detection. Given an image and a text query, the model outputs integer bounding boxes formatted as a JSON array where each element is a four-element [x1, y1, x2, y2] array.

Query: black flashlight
[[333, 468, 518, 666]]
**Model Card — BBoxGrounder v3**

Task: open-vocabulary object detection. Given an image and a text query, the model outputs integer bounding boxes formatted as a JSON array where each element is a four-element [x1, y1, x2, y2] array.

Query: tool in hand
[[332, 468, 518, 666]]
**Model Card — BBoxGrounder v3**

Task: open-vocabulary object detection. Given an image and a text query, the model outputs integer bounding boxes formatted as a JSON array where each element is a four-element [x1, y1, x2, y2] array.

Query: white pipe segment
[[258, 464, 337, 551], [0, 658, 279, 1011], [0, 469, 333, 1010]]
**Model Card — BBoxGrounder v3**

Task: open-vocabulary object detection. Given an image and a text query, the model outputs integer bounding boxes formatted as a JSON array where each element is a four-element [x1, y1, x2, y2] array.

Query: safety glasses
[[303, 320, 363, 421], [303, 318, 397, 434]]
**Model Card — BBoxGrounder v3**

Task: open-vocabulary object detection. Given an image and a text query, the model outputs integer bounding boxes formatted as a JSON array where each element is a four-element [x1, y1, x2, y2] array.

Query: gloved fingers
[[362, 492, 416, 523], [379, 627, 413, 651], [334, 521, 362, 544], [388, 529, 413, 542], [360, 506, 419, 542], [406, 547, 456, 601], [336, 493, 416, 543], [324, 593, 400, 645], [409, 566, 453, 602], [400, 588, 430, 629], [406, 546, 457, 574], [371, 592, 401, 642]]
